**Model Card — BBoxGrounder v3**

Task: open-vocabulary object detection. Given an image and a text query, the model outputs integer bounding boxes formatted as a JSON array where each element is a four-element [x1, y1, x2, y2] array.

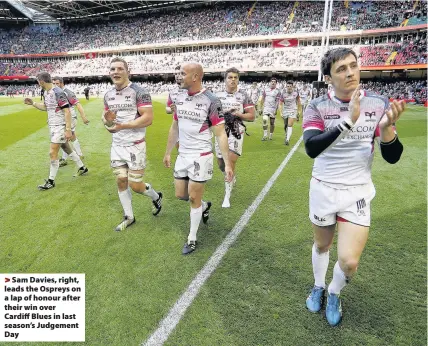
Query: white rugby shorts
[[49, 125, 66, 144], [309, 177, 376, 227], [214, 133, 243, 158], [174, 153, 213, 182], [111, 141, 146, 171]]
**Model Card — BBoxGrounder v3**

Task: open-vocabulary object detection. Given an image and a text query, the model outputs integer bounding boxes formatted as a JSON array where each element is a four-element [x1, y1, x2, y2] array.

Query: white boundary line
[[143, 136, 304, 346]]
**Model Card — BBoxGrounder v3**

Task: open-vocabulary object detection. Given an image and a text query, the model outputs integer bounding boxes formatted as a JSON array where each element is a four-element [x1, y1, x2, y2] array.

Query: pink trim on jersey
[[188, 89, 204, 96], [134, 138, 145, 145], [374, 124, 380, 138], [244, 103, 254, 109], [173, 112, 178, 121], [137, 102, 152, 108], [167, 95, 173, 107], [210, 113, 224, 127], [69, 98, 79, 106], [104, 106, 109, 111], [200, 151, 212, 157], [337, 216, 349, 223]]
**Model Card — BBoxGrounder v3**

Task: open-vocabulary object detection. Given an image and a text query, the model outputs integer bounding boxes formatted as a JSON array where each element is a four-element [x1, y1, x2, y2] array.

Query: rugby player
[[215, 67, 255, 208], [303, 47, 405, 326], [260, 78, 281, 141], [52, 77, 89, 166], [163, 62, 233, 255], [280, 81, 301, 146], [24, 72, 88, 190], [102, 58, 162, 232]]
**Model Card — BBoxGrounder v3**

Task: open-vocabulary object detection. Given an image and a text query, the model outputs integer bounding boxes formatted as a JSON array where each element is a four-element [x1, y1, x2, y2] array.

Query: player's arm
[[76, 103, 89, 124], [114, 90, 153, 130], [296, 95, 302, 108], [303, 102, 355, 159], [212, 123, 230, 166], [260, 91, 265, 109], [165, 94, 174, 114], [377, 99, 405, 164], [24, 98, 46, 111], [234, 92, 255, 122], [163, 117, 179, 168]]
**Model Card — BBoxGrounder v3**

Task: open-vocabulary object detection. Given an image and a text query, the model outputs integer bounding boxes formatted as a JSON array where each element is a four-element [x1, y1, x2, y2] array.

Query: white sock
[[62, 150, 68, 160], [69, 151, 84, 168], [269, 132, 273, 138], [312, 244, 329, 288], [286, 127, 293, 141], [225, 181, 232, 198], [188, 206, 202, 242], [49, 160, 59, 180], [72, 138, 83, 156], [142, 183, 159, 201], [118, 189, 133, 219], [263, 129, 268, 136], [328, 262, 348, 295]]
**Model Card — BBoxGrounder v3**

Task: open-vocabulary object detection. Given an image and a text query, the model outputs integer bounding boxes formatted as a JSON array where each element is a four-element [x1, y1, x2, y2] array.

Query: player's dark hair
[[321, 47, 358, 76], [224, 111, 248, 139], [224, 67, 240, 79], [286, 81, 293, 85], [36, 72, 52, 83], [175, 65, 181, 70], [52, 76, 64, 84], [271, 77, 277, 82], [111, 57, 129, 71]]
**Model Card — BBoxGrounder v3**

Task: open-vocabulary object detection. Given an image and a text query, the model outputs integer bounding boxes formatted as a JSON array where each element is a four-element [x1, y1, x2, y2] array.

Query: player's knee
[[315, 243, 331, 254], [339, 258, 359, 275], [176, 193, 189, 201], [113, 167, 128, 186], [262, 115, 269, 125], [127, 172, 144, 190]]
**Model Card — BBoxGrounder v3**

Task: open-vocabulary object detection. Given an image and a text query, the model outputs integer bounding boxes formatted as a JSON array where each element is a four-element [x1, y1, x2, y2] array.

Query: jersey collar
[[328, 89, 365, 104]]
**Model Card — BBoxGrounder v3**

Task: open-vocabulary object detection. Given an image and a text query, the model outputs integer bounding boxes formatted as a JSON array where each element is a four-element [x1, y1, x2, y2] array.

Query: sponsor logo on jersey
[[340, 107, 348, 112], [324, 114, 340, 119], [365, 111, 376, 122], [125, 96, 131, 101]]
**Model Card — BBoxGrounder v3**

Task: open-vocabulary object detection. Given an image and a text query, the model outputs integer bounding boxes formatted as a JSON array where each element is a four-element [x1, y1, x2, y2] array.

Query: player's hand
[[379, 100, 406, 129], [224, 164, 233, 183], [163, 154, 171, 168], [104, 110, 117, 127], [170, 104, 177, 113], [65, 130, 72, 141], [24, 98, 33, 105], [82, 117, 90, 125], [349, 84, 361, 124]]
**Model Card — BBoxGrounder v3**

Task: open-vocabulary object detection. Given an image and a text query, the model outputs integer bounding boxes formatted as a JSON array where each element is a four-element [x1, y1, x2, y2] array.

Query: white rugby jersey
[[216, 89, 253, 134], [173, 88, 224, 156], [299, 88, 311, 104], [167, 86, 185, 107], [44, 86, 70, 126], [248, 87, 260, 104], [262, 88, 281, 114], [281, 90, 299, 112], [303, 90, 391, 186], [104, 82, 152, 146], [63, 88, 79, 119]]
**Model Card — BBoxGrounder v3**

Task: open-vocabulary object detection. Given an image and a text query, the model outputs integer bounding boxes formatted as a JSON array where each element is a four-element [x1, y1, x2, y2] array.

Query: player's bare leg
[[128, 169, 162, 216], [285, 117, 296, 146], [61, 142, 88, 176], [283, 117, 288, 145], [325, 221, 369, 326], [269, 117, 275, 140], [38, 143, 61, 190], [262, 115, 269, 140], [218, 153, 238, 208], [306, 223, 335, 313], [181, 180, 211, 255]]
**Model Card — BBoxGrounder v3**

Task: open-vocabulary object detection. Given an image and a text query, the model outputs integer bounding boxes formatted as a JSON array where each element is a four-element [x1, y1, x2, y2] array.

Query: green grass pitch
[[0, 95, 426, 346]]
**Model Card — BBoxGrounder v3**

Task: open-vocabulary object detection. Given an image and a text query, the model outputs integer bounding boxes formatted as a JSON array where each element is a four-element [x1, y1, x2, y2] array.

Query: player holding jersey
[[303, 48, 405, 326], [280, 81, 301, 146], [215, 67, 255, 208], [260, 78, 281, 141], [24, 72, 88, 190], [102, 58, 162, 232], [52, 77, 89, 166], [163, 63, 233, 255]]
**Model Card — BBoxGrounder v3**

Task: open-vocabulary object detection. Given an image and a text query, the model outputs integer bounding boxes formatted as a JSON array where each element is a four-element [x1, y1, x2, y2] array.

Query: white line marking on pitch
[[143, 136, 304, 346]]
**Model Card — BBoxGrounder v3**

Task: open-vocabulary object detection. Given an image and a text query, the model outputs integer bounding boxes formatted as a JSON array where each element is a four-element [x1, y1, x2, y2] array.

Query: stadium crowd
[[2, 79, 426, 103], [0, 1, 424, 54]]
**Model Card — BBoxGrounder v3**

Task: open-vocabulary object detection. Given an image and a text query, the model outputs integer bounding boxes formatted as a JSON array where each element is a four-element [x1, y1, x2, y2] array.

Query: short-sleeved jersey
[[104, 82, 152, 146], [63, 88, 79, 119], [262, 88, 281, 114], [281, 90, 299, 112], [248, 87, 260, 104], [216, 89, 254, 134], [299, 88, 312, 104], [303, 90, 391, 186], [167, 87, 185, 107], [173, 89, 224, 156], [44, 86, 70, 126]]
